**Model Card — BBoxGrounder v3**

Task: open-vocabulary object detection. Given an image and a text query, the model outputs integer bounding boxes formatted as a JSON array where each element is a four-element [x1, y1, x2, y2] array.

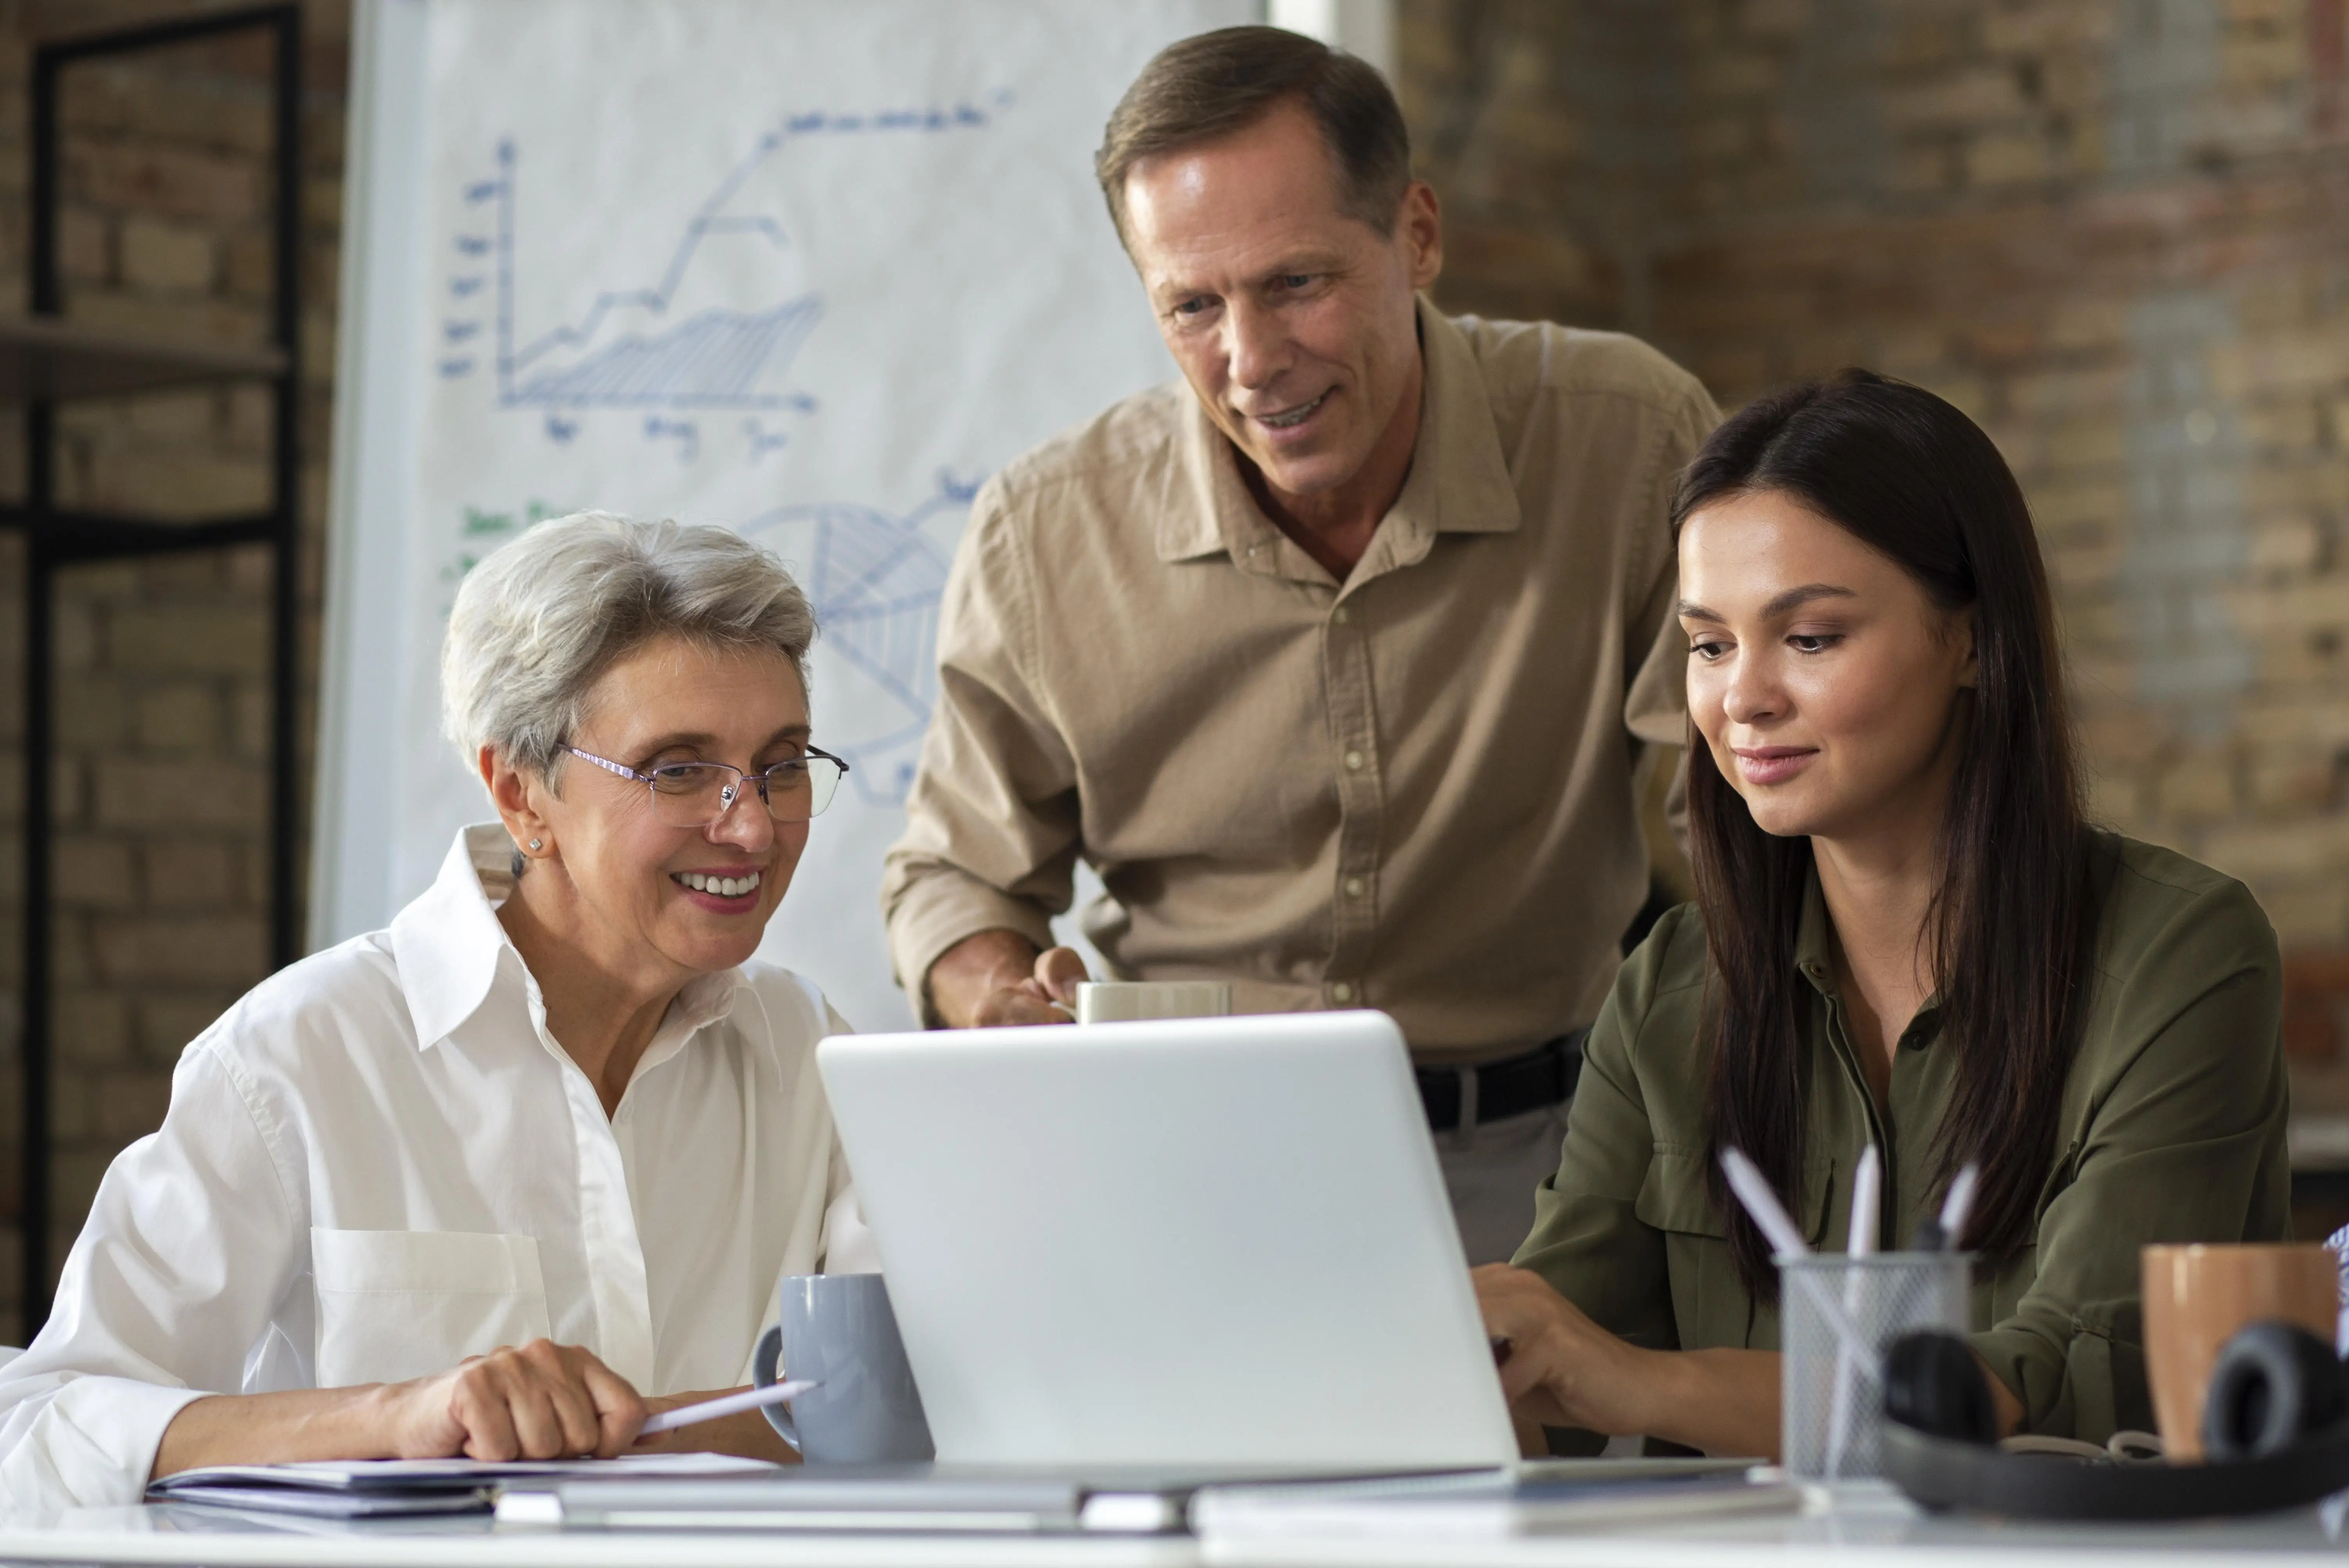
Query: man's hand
[[379, 1340, 647, 1461], [925, 928, 1089, 1028]]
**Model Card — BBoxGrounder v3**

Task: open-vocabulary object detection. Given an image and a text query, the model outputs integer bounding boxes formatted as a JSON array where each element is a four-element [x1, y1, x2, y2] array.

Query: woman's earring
[[528, 839, 543, 852]]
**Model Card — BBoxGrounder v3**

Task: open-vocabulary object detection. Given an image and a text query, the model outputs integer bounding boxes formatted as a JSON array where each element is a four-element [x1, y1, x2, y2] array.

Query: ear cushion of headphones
[[1883, 1329, 1998, 1446], [1886, 1413, 2349, 1520], [2203, 1320, 2349, 1463], [1883, 1318, 2349, 1520]]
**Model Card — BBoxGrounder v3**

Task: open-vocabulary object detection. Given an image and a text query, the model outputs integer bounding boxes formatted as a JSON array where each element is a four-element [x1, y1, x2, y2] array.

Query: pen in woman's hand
[[636, 1379, 817, 1437]]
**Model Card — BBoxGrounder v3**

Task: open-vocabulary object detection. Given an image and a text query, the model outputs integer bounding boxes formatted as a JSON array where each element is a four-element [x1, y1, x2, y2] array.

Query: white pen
[[1847, 1144, 1881, 1259], [1720, 1147, 1810, 1259], [1937, 1162, 1980, 1252], [1721, 1147, 1878, 1371], [638, 1379, 817, 1436], [1824, 1145, 1882, 1477]]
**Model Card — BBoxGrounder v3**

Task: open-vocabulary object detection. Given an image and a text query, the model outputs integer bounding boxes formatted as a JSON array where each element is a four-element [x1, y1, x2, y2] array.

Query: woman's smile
[[1731, 745, 1818, 786], [672, 865, 766, 909]]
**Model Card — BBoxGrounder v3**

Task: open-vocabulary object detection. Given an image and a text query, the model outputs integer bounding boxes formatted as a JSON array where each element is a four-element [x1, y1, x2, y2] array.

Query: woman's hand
[[1475, 1265, 1786, 1460], [1473, 1264, 1649, 1440], [153, 1339, 651, 1480], [380, 1340, 647, 1461], [629, 1389, 801, 1463]]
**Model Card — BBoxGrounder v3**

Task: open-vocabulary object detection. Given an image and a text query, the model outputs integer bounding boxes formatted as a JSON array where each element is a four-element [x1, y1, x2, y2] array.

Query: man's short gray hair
[[442, 511, 817, 777]]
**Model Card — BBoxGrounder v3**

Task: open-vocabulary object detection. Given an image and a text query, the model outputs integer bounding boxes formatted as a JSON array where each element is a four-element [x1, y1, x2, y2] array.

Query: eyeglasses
[[562, 744, 851, 827]]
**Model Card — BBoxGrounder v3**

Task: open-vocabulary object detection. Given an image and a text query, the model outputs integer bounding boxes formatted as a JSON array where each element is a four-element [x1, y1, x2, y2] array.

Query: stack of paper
[[148, 1452, 782, 1520]]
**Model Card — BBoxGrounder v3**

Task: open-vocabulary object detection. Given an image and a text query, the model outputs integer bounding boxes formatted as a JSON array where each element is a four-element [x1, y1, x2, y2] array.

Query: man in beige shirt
[[881, 26, 1717, 1263]]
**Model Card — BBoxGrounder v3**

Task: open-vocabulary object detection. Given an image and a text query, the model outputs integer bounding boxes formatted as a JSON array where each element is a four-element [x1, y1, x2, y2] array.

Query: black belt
[[1415, 1030, 1587, 1132]]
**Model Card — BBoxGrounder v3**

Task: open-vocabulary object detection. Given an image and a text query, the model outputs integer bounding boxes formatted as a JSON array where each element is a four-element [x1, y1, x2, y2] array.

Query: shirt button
[[1344, 876, 1364, 898], [1332, 605, 1350, 625], [1330, 981, 1355, 1002], [1343, 749, 1364, 771]]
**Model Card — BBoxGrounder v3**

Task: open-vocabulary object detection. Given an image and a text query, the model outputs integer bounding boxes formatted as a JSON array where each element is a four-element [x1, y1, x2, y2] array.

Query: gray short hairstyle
[[442, 511, 818, 778]]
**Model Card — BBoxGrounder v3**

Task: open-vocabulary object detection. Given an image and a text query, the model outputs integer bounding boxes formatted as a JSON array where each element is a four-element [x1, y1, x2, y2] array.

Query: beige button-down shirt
[[882, 299, 1718, 1062]]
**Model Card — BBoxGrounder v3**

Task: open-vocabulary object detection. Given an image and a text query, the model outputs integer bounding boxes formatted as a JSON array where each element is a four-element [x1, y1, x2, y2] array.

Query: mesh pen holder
[[1780, 1251, 1970, 1481]]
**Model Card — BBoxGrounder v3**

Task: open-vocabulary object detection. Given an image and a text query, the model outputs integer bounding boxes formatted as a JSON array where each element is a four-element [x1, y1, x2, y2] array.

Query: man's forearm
[[925, 928, 1044, 1028]]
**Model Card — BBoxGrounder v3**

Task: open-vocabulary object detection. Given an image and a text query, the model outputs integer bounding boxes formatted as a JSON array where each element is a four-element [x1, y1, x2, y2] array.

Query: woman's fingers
[[447, 1362, 522, 1461], [575, 1349, 651, 1457], [505, 1381, 569, 1459], [515, 1341, 602, 1458], [1472, 1266, 1590, 1419], [439, 1341, 647, 1460]]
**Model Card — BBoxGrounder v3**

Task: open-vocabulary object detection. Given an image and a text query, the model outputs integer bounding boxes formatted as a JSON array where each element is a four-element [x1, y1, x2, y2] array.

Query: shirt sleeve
[[1511, 908, 1685, 1349], [1968, 877, 2290, 1441], [0, 1039, 303, 1513], [1621, 378, 1718, 852], [880, 483, 1084, 1019]]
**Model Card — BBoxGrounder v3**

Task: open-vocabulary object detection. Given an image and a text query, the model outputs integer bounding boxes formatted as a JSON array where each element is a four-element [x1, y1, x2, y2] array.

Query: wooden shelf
[[0, 315, 285, 402]]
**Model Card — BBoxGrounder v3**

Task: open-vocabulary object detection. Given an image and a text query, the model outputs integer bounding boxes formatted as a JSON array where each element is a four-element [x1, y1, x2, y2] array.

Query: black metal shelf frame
[[13, 5, 302, 1335]]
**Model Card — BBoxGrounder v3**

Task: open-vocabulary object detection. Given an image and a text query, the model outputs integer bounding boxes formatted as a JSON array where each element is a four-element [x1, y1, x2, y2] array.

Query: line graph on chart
[[428, 98, 1006, 795], [437, 99, 1000, 439], [740, 477, 968, 807]]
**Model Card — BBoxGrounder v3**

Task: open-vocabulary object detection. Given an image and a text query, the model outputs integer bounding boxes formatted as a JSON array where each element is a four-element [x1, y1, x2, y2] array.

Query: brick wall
[[0, 0, 2324, 1341], [0, 0, 345, 1342], [1400, 1, 2349, 1123]]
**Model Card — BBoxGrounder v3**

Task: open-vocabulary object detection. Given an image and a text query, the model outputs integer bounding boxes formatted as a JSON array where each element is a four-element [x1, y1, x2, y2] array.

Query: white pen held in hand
[[637, 1379, 817, 1436], [1847, 1143, 1881, 1259]]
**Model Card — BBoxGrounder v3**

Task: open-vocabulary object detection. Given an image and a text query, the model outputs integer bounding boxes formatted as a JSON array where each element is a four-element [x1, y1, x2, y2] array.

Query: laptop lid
[[816, 1010, 1519, 1469]]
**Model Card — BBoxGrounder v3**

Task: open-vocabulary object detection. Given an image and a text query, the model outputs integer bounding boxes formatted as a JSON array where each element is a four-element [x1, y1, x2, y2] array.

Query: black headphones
[[1881, 1321, 2349, 1519]]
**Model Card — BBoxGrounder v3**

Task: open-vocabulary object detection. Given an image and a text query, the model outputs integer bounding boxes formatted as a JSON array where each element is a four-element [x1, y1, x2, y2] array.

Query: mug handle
[[752, 1324, 802, 1454]]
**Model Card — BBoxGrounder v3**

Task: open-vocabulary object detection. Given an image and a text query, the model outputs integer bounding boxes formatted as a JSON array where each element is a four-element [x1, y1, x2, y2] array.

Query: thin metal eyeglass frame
[[561, 744, 852, 823]]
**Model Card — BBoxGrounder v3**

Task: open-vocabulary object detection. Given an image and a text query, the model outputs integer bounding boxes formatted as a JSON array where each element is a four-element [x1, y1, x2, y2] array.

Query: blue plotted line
[[510, 298, 822, 407], [490, 97, 1002, 410], [737, 478, 977, 804]]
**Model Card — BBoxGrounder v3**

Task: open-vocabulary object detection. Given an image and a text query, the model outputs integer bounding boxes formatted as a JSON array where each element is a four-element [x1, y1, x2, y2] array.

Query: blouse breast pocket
[[310, 1229, 553, 1388], [1636, 1147, 1837, 1351]]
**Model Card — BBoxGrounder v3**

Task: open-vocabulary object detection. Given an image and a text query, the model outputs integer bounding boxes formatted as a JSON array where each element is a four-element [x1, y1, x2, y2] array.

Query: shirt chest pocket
[[311, 1229, 553, 1388], [1635, 1148, 1836, 1351]]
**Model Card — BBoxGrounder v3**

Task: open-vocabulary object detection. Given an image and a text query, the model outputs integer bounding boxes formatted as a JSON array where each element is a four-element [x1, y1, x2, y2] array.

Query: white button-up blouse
[[0, 825, 870, 1512]]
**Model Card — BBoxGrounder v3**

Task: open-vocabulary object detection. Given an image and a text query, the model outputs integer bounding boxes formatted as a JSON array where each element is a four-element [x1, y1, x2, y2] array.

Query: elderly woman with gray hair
[[0, 513, 868, 1509]]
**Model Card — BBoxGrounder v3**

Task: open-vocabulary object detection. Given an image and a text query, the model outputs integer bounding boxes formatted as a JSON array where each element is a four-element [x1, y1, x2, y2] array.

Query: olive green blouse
[[1512, 833, 2289, 1442]]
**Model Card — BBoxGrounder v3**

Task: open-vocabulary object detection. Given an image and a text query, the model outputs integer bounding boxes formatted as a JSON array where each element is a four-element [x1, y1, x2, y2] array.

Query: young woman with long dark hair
[[1475, 371, 2287, 1458]]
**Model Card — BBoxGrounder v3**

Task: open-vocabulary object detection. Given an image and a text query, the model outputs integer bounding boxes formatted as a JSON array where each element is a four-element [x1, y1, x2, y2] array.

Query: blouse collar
[[389, 823, 745, 1054]]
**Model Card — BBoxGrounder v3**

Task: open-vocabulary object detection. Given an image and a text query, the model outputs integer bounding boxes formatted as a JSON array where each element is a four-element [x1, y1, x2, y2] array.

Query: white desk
[[0, 1506, 1195, 1568], [0, 1486, 2344, 1568]]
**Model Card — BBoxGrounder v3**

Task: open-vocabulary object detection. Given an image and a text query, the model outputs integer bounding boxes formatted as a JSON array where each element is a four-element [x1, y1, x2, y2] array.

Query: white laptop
[[816, 1010, 1520, 1470]]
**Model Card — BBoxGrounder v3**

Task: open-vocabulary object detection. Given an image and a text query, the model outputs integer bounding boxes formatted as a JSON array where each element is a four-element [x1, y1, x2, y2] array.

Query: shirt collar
[[1790, 859, 1944, 1045], [1156, 295, 1524, 569], [389, 823, 747, 1054], [1793, 866, 1836, 997]]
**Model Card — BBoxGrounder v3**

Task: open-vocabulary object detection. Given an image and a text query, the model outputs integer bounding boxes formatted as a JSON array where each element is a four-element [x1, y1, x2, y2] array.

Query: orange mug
[[2142, 1243, 2339, 1462]]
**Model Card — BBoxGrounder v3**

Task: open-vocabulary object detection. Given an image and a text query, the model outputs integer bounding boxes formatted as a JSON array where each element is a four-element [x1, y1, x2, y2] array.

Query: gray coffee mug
[[753, 1274, 934, 1464]]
